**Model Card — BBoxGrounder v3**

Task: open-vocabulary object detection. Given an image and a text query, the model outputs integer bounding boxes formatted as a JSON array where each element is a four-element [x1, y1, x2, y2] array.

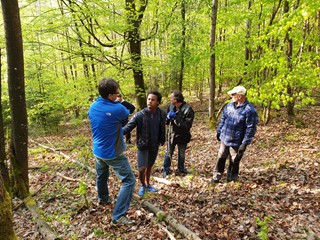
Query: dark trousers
[[163, 141, 187, 173], [214, 142, 242, 180]]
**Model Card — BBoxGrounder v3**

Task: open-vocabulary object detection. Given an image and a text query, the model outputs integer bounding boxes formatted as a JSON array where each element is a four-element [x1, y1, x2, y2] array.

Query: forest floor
[[13, 102, 320, 240]]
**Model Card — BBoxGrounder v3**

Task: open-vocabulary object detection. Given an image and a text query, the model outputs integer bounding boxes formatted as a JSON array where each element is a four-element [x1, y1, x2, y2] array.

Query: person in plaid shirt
[[212, 86, 258, 183]]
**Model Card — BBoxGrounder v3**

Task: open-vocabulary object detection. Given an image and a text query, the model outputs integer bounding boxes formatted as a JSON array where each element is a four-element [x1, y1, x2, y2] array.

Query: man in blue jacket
[[212, 86, 258, 183], [88, 78, 136, 225], [123, 90, 166, 196]]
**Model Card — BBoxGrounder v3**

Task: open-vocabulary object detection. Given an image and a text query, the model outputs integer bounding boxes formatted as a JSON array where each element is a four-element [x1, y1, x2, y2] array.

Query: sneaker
[[98, 197, 112, 205], [111, 216, 134, 225], [146, 184, 158, 192], [211, 172, 222, 183], [138, 186, 146, 196], [163, 171, 170, 178]]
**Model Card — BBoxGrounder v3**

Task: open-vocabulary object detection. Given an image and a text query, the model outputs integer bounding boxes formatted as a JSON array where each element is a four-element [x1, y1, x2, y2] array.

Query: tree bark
[[0, 175, 17, 240], [1, 0, 29, 198], [125, 0, 147, 110], [244, 0, 252, 69], [209, 0, 218, 122], [317, 11, 320, 71], [0, 48, 10, 190], [283, 0, 295, 120], [178, 0, 186, 92]]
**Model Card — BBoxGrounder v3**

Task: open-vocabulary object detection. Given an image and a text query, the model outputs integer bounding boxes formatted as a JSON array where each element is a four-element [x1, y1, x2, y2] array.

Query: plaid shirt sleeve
[[242, 103, 258, 145]]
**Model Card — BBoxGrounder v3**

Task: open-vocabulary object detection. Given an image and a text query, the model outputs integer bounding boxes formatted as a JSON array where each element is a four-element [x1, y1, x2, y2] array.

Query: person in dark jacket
[[117, 94, 135, 143], [163, 90, 194, 177], [123, 90, 166, 196], [212, 86, 258, 183]]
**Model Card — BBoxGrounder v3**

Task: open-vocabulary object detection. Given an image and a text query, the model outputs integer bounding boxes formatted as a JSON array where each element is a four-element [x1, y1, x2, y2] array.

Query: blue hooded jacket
[[88, 97, 129, 159]]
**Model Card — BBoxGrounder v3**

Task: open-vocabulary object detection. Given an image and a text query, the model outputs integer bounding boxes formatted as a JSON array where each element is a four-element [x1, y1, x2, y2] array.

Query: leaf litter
[[13, 105, 319, 239]]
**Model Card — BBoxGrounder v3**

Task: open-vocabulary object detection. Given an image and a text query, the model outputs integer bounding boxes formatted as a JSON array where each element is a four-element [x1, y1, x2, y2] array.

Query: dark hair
[[98, 78, 119, 99], [147, 90, 162, 103], [171, 90, 184, 102]]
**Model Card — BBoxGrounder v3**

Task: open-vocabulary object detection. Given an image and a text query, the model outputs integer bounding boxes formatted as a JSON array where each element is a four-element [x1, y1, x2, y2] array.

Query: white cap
[[227, 86, 247, 95]]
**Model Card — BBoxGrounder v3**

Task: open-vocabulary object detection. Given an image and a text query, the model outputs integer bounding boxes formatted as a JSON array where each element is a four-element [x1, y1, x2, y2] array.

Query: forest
[[0, 0, 319, 239]]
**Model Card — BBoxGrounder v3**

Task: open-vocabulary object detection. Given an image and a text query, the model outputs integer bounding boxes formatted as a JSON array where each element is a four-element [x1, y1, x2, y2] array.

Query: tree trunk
[[1, 0, 29, 199], [0, 48, 10, 191], [284, 0, 295, 120], [125, 0, 147, 110], [316, 10, 320, 73], [0, 175, 17, 240], [209, 0, 218, 123], [178, 0, 186, 92], [244, 0, 252, 71]]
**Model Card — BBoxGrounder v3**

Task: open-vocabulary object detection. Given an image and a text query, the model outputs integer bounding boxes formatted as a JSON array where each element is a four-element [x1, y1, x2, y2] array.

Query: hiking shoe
[[211, 173, 222, 183], [111, 216, 134, 225], [98, 197, 112, 205], [227, 174, 238, 183], [146, 184, 158, 192], [163, 171, 170, 178], [178, 169, 189, 174], [138, 186, 146, 196]]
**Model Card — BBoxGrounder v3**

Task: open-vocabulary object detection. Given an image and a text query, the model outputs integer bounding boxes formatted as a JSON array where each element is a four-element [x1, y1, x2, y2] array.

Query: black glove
[[216, 133, 221, 142], [238, 144, 247, 156]]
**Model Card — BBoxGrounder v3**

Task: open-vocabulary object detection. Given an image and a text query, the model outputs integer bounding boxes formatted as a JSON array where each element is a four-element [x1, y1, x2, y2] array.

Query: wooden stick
[[56, 172, 81, 182]]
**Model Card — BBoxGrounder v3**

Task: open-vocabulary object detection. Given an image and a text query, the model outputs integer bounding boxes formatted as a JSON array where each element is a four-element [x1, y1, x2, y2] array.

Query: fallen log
[[23, 196, 60, 240], [30, 139, 202, 240], [13, 176, 56, 211], [30, 139, 95, 173], [158, 223, 176, 240], [142, 200, 201, 240]]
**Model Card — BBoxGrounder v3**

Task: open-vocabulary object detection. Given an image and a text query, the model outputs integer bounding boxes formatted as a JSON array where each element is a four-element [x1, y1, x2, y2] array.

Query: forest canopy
[[0, 0, 319, 129]]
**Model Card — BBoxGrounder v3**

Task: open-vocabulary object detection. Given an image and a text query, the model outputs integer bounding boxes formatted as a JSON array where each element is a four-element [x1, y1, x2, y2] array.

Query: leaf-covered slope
[[13, 106, 320, 239]]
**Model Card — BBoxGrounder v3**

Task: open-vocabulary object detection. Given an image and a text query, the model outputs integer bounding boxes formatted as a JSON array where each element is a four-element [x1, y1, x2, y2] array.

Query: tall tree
[[0, 48, 10, 190], [125, 0, 148, 109], [209, 0, 218, 121], [283, 0, 294, 119], [1, 0, 29, 198], [178, 0, 186, 92]]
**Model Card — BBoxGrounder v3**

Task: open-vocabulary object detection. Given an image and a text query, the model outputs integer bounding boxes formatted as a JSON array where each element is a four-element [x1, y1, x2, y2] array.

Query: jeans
[[163, 141, 187, 173], [213, 142, 242, 179], [95, 154, 136, 220]]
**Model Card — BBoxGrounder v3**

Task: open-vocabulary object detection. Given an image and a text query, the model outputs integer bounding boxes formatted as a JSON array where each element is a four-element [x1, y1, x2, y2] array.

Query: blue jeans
[[95, 154, 136, 220], [163, 141, 187, 173]]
